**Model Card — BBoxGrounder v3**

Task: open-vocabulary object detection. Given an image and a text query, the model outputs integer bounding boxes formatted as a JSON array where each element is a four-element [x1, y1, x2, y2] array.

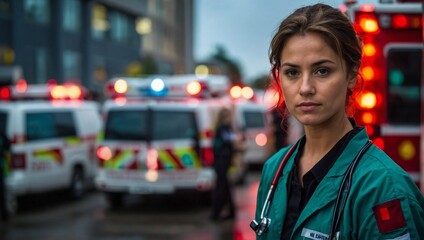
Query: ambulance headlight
[[150, 78, 167, 96]]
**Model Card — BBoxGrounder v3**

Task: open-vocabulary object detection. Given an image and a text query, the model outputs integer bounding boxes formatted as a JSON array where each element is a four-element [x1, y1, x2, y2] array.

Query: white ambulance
[[233, 100, 270, 165], [0, 80, 102, 214], [95, 74, 269, 207]]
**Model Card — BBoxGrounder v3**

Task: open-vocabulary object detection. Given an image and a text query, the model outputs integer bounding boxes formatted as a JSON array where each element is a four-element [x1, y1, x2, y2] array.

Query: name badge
[[301, 228, 329, 240]]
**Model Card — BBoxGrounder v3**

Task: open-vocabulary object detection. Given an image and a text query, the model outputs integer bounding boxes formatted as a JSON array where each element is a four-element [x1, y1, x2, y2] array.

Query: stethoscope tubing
[[255, 139, 373, 238], [260, 142, 299, 220]]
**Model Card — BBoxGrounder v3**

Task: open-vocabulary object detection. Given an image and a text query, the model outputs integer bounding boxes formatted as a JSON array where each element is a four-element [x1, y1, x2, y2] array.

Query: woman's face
[[279, 32, 354, 127]]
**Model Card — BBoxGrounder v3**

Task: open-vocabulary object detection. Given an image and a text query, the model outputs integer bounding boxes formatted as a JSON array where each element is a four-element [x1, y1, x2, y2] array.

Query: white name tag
[[385, 233, 411, 240], [301, 228, 329, 240]]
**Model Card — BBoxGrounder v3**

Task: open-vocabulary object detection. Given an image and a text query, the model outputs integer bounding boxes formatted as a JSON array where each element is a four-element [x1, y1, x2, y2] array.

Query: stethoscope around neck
[[250, 140, 372, 239]]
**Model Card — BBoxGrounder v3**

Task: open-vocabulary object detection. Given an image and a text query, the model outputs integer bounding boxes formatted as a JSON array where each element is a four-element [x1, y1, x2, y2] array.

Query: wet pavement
[[0, 171, 261, 240]]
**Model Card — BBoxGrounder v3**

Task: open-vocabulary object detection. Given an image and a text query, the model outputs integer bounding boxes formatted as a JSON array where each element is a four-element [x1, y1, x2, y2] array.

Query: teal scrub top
[[254, 128, 424, 239]]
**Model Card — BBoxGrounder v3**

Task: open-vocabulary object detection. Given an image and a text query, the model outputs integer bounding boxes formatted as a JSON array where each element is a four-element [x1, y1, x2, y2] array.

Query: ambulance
[[342, 0, 423, 188], [230, 86, 272, 167], [95, 74, 269, 207], [0, 80, 102, 214]]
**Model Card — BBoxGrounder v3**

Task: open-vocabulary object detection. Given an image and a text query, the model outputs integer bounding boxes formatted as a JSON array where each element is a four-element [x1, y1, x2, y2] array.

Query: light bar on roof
[[108, 74, 231, 99]]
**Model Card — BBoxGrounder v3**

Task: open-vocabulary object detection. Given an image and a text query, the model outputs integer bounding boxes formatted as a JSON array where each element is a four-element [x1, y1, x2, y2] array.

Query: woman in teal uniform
[[252, 3, 424, 239]]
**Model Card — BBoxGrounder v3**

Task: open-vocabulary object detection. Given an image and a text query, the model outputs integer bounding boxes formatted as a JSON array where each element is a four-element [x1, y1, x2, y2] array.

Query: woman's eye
[[285, 69, 299, 78], [316, 68, 329, 76]]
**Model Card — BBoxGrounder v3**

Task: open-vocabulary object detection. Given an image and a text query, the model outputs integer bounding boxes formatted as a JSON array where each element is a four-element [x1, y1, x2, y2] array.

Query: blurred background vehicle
[[0, 80, 102, 215]]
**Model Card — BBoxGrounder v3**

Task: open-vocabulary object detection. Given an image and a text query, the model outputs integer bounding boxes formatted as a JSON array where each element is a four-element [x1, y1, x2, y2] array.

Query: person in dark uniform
[[0, 132, 10, 221], [210, 108, 237, 221]]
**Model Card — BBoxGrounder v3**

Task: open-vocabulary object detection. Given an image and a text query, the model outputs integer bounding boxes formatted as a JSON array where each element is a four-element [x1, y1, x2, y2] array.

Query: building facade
[[0, 0, 194, 99]]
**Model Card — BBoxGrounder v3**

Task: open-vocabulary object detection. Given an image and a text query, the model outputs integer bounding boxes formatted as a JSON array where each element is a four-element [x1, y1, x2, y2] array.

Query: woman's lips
[[297, 102, 320, 111]]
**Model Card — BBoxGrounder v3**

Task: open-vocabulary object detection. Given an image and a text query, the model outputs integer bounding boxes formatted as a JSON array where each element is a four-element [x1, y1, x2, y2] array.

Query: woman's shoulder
[[353, 144, 422, 200], [261, 145, 294, 175]]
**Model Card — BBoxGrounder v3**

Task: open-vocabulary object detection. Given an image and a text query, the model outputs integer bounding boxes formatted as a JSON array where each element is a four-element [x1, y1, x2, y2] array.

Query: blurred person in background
[[253, 3, 424, 239], [210, 108, 238, 221]]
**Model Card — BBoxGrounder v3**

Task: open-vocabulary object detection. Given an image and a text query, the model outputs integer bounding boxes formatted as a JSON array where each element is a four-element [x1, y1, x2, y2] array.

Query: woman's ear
[[347, 70, 358, 89]]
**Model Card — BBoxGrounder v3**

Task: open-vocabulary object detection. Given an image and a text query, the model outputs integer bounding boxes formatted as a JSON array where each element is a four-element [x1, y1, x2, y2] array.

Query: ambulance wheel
[[106, 193, 124, 209], [70, 167, 85, 199]]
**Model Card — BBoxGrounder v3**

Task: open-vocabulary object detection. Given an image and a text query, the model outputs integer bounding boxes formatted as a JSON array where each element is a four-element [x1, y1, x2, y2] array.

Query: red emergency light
[[0, 79, 87, 101], [391, 14, 422, 29], [230, 85, 255, 100]]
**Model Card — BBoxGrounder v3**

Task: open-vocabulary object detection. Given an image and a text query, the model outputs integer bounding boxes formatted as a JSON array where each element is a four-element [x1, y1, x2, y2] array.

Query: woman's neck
[[298, 117, 353, 180], [304, 117, 352, 151]]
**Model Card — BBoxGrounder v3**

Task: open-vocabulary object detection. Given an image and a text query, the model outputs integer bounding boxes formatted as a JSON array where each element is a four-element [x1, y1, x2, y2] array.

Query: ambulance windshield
[[151, 111, 197, 140], [243, 110, 266, 129], [105, 110, 148, 140]]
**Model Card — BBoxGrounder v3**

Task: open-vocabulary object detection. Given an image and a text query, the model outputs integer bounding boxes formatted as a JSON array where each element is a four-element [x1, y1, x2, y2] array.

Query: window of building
[[63, 0, 81, 32], [109, 11, 137, 44], [35, 47, 48, 83], [63, 50, 81, 82], [92, 4, 109, 40], [0, 0, 11, 19], [24, 0, 50, 25]]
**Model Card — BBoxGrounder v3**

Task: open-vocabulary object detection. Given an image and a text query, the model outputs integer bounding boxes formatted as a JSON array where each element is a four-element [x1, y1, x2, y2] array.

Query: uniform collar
[[290, 127, 369, 236]]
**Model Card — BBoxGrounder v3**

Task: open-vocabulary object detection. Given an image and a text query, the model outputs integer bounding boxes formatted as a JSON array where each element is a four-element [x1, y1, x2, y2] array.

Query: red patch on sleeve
[[372, 199, 406, 233]]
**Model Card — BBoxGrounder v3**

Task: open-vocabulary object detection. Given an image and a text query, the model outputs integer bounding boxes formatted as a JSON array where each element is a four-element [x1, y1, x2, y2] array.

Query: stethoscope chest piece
[[250, 217, 271, 236]]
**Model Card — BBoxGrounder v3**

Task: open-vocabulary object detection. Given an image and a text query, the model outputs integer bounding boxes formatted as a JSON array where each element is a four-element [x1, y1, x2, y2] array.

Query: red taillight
[[147, 148, 159, 170], [255, 133, 268, 147], [16, 79, 27, 93], [202, 147, 214, 166], [96, 146, 112, 162], [11, 153, 26, 169], [0, 87, 11, 100]]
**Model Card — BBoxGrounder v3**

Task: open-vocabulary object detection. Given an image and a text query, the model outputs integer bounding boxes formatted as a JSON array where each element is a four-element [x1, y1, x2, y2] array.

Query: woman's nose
[[299, 75, 315, 96]]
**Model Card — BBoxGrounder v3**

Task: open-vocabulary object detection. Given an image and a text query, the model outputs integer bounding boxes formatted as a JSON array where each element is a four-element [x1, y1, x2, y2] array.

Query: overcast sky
[[194, 0, 373, 83]]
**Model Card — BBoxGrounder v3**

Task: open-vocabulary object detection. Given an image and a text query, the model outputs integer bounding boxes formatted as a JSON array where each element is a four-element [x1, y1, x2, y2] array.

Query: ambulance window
[[243, 110, 265, 129], [26, 111, 76, 141], [386, 47, 421, 125], [152, 111, 197, 140], [105, 110, 148, 140]]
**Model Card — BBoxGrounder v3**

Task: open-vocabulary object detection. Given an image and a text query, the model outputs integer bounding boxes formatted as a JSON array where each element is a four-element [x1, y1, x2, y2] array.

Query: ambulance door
[[101, 107, 149, 172], [150, 108, 201, 171], [384, 45, 422, 185], [24, 110, 76, 191]]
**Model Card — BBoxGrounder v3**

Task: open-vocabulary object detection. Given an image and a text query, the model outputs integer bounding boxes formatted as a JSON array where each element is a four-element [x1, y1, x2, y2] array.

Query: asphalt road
[[0, 171, 261, 240]]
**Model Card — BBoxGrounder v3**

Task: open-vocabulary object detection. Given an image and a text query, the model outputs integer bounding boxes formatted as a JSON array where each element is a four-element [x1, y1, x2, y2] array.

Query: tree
[[209, 45, 243, 85]]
